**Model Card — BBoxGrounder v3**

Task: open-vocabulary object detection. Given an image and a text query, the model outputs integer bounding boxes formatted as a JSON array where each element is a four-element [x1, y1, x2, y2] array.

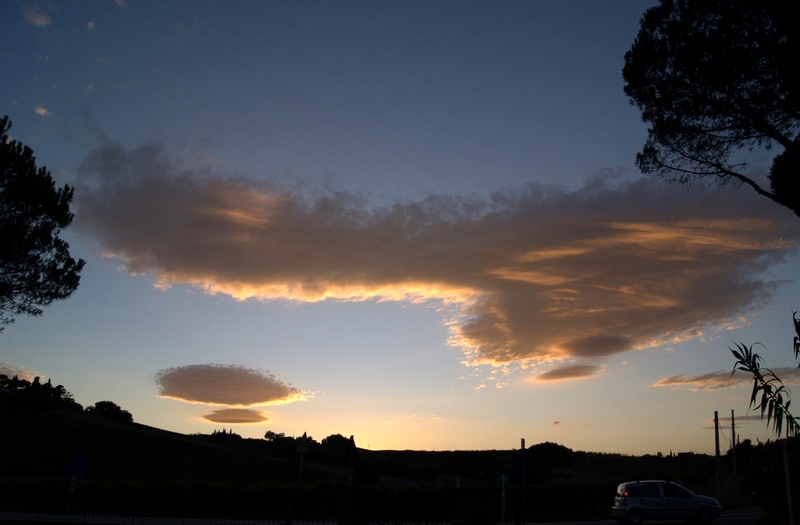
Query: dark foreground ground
[[4, 408, 787, 524], [0, 507, 763, 525]]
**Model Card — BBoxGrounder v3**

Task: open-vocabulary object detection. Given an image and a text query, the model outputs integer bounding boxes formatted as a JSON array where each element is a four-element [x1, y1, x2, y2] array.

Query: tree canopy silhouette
[[623, 0, 799, 217], [0, 116, 85, 330], [85, 400, 133, 423], [0, 374, 82, 410]]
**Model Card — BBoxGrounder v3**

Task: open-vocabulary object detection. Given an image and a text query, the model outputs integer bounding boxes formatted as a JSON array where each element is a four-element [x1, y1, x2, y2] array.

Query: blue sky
[[2, 0, 799, 456]]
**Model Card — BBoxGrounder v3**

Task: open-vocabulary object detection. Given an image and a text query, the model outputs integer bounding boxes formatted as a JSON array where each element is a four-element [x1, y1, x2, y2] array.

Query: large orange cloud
[[78, 141, 800, 378]]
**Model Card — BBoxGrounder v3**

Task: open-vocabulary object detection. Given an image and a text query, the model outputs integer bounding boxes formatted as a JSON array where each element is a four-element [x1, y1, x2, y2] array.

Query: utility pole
[[714, 411, 721, 501], [784, 439, 795, 525], [519, 438, 525, 525], [731, 410, 737, 492], [500, 474, 507, 525]]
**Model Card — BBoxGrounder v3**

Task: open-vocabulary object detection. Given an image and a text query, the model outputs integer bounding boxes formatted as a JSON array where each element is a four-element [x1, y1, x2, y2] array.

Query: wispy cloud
[[700, 413, 780, 430], [154, 364, 305, 406], [0, 362, 37, 381], [34, 106, 52, 117], [383, 413, 449, 425], [655, 367, 800, 391], [718, 414, 771, 423], [77, 141, 800, 379], [23, 5, 51, 27]]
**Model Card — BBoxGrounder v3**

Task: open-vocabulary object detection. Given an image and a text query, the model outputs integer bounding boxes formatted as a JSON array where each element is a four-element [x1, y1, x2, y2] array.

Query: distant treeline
[[0, 374, 132, 421], [0, 374, 83, 410], [3, 374, 797, 522]]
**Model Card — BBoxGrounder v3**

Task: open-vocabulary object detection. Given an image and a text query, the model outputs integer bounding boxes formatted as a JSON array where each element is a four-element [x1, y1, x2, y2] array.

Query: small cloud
[[154, 364, 305, 406], [23, 5, 51, 26], [701, 413, 773, 430], [114, 0, 128, 7], [87, 20, 96, 30], [552, 420, 563, 426], [203, 408, 268, 424], [654, 367, 800, 391], [653, 370, 739, 391], [531, 364, 603, 382], [384, 413, 449, 425], [717, 414, 765, 423], [34, 106, 52, 117]]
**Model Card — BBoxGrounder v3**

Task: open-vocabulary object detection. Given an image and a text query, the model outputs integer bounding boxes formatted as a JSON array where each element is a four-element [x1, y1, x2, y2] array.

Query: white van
[[611, 480, 721, 524]]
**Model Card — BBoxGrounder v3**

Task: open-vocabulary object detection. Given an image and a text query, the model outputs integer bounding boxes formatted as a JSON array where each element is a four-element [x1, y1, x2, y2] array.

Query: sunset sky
[[2, 0, 799, 456]]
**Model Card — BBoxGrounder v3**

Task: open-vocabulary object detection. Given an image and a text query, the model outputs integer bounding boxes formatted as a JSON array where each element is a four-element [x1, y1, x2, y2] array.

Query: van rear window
[[639, 483, 660, 497]]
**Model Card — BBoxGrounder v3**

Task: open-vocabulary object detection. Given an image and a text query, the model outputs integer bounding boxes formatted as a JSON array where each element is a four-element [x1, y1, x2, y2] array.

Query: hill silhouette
[[1, 403, 732, 523]]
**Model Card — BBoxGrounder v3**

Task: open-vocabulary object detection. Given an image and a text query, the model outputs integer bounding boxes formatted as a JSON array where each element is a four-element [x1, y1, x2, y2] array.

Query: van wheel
[[694, 506, 714, 524], [626, 509, 644, 525]]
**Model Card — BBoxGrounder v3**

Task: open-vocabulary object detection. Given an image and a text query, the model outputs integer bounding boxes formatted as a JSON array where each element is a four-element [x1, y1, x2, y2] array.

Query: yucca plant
[[730, 312, 800, 438]]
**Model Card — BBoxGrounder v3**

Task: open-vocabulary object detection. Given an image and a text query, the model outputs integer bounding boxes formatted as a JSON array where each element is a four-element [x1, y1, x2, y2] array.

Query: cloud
[[718, 414, 769, 423], [655, 367, 800, 391], [154, 364, 305, 406], [23, 5, 51, 26], [77, 141, 800, 374], [701, 413, 780, 430], [34, 106, 52, 117], [531, 364, 604, 382], [0, 362, 37, 381], [203, 408, 269, 424]]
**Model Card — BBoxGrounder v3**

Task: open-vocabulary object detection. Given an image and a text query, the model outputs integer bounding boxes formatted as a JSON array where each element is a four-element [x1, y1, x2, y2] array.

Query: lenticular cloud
[[203, 408, 270, 424], [154, 364, 303, 406]]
